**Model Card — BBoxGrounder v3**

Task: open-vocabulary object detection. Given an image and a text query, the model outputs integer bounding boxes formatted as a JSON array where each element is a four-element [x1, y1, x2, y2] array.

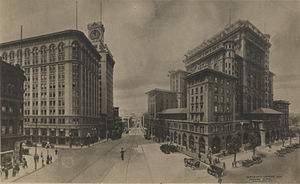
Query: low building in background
[[169, 69, 188, 108], [0, 58, 25, 168], [273, 100, 290, 132], [146, 88, 177, 118], [157, 108, 187, 120]]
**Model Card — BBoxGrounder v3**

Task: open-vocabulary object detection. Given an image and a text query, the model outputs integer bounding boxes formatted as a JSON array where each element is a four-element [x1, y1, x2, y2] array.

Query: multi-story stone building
[[169, 69, 188, 108], [147, 20, 289, 156], [146, 88, 177, 118], [87, 22, 115, 138], [273, 100, 290, 131], [0, 30, 101, 145], [186, 68, 237, 122], [0, 59, 25, 168]]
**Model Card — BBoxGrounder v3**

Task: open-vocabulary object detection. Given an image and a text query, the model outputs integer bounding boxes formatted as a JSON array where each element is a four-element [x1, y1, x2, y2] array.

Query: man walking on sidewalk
[[120, 148, 126, 160]]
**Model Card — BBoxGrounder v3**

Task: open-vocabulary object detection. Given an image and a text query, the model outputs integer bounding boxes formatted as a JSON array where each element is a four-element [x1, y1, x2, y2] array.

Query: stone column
[[260, 131, 266, 146]]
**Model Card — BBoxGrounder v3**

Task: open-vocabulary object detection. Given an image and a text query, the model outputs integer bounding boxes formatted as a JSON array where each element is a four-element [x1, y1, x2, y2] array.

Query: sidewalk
[[1, 147, 58, 183], [1, 139, 108, 183]]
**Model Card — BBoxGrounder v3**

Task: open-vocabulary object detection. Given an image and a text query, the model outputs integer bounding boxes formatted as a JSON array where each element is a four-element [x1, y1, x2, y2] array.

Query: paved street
[[223, 147, 300, 183], [13, 127, 300, 183]]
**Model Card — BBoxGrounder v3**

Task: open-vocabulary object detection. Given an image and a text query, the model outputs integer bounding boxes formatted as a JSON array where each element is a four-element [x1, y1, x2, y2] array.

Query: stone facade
[[0, 30, 102, 145], [146, 89, 178, 118], [169, 70, 188, 108], [0, 59, 25, 167]]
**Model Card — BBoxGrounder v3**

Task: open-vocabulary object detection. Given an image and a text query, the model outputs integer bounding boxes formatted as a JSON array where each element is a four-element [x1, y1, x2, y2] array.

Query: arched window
[[58, 42, 65, 61], [9, 51, 15, 64], [2, 52, 7, 61], [40, 45, 47, 64], [71, 41, 80, 59], [32, 47, 38, 64], [49, 44, 56, 62], [24, 48, 30, 65], [17, 49, 22, 65]]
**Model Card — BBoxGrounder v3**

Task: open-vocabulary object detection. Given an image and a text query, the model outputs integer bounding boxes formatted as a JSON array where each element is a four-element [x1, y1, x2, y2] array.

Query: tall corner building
[[87, 22, 115, 136], [0, 30, 102, 145], [183, 20, 274, 121]]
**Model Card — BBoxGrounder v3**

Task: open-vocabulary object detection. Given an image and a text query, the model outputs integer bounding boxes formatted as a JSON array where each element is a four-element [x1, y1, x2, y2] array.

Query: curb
[[11, 159, 58, 182]]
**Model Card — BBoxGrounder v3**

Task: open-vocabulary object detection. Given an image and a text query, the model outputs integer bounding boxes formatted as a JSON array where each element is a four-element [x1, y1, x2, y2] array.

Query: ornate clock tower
[[87, 21, 105, 51]]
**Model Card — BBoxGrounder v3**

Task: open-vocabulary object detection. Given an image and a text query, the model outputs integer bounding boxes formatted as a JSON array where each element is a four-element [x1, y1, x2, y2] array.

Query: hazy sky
[[0, 0, 300, 116]]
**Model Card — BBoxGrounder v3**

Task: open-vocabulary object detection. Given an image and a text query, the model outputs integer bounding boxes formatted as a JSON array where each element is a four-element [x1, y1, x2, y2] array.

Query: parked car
[[160, 145, 170, 154], [252, 156, 262, 164], [184, 158, 200, 170], [207, 165, 224, 177], [274, 151, 284, 157], [242, 159, 254, 167]]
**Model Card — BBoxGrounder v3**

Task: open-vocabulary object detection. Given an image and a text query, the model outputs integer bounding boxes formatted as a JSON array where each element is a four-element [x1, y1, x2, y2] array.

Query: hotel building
[[0, 30, 101, 145], [147, 20, 289, 156]]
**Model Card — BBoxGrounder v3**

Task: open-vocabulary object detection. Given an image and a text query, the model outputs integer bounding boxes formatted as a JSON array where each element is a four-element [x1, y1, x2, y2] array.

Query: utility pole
[[75, 0, 78, 30], [229, 8, 231, 25]]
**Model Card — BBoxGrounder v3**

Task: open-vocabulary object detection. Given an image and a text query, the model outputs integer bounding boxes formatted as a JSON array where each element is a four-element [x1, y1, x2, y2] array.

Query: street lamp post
[[34, 121, 38, 170]]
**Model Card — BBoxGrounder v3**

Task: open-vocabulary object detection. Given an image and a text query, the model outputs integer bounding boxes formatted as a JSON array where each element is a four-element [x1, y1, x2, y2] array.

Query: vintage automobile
[[160, 145, 170, 154], [252, 156, 262, 164], [242, 159, 254, 167], [274, 151, 284, 157], [207, 165, 224, 177], [184, 158, 200, 170]]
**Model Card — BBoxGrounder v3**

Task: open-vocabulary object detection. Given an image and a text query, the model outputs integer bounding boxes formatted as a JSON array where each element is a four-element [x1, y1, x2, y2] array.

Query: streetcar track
[[66, 138, 125, 183], [125, 131, 137, 183], [140, 144, 154, 183]]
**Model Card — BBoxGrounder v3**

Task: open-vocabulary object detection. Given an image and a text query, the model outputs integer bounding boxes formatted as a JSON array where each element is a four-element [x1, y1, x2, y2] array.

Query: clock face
[[90, 30, 100, 40]]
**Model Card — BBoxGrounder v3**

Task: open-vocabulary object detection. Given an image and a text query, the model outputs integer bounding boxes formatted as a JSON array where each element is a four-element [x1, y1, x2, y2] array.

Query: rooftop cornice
[[0, 29, 101, 59], [184, 20, 271, 63], [185, 68, 238, 80]]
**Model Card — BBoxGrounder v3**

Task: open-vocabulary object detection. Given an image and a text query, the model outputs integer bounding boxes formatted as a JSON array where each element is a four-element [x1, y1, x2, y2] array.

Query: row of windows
[[2, 43, 65, 64]]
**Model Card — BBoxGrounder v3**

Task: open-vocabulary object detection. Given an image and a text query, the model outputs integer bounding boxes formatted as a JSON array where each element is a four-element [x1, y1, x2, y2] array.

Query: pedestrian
[[37, 154, 39, 163], [198, 152, 201, 161], [4, 167, 8, 179], [46, 155, 50, 164], [42, 158, 45, 167], [12, 166, 16, 177], [55, 149, 58, 155], [41, 152, 43, 159], [24, 159, 28, 168], [15, 163, 20, 173], [218, 176, 222, 184], [120, 148, 125, 160], [223, 162, 226, 170], [232, 162, 234, 168]]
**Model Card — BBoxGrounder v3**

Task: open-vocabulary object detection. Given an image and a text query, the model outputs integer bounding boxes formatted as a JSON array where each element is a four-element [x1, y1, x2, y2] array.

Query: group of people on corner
[[1, 148, 58, 180], [1, 158, 26, 179]]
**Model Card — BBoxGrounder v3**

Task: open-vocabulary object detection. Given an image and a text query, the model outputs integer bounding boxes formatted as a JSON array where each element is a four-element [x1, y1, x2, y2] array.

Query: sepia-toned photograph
[[0, 0, 300, 183]]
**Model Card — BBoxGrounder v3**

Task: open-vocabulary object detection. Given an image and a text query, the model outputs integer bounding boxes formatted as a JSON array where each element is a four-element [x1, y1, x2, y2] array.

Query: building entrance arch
[[226, 135, 232, 150], [211, 136, 221, 154], [266, 132, 270, 145], [271, 130, 276, 143], [199, 137, 205, 153], [243, 132, 249, 144], [189, 135, 194, 150], [182, 134, 187, 147]]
